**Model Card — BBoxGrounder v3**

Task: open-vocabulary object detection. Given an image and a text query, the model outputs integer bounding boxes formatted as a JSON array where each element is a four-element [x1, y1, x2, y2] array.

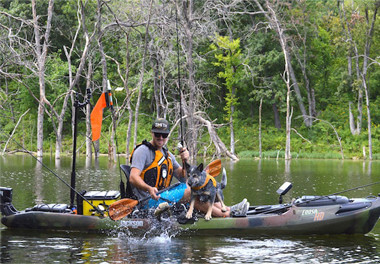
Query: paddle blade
[[108, 198, 138, 221], [205, 159, 222, 177]]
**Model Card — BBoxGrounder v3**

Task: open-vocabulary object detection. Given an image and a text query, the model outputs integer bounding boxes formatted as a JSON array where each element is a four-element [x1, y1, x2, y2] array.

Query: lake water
[[1, 155, 380, 263]]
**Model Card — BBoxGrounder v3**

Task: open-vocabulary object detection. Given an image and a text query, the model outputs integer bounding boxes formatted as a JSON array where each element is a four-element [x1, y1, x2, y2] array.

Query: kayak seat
[[27, 204, 71, 213], [120, 165, 138, 199], [294, 195, 349, 207]]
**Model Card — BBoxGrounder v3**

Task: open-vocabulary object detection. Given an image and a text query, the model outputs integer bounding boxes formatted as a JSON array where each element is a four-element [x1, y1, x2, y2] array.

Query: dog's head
[[185, 162, 206, 189]]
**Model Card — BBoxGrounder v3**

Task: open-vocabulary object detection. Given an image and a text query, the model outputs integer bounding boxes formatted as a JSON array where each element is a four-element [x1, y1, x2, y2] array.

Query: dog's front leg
[[186, 197, 195, 219], [216, 192, 227, 212], [204, 202, 213, 221]]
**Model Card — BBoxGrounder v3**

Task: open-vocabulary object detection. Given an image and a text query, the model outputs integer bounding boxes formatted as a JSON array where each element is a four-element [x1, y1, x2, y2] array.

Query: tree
[[253, 0, 295, 159], [0, 0, 55, 157], [211, 35, 244, 155], [338, 0, 379, 159]]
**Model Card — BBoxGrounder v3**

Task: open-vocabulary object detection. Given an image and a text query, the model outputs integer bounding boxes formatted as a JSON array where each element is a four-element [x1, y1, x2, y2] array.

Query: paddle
[[109, 159, 222, 220], [205, 159, 222, 177]]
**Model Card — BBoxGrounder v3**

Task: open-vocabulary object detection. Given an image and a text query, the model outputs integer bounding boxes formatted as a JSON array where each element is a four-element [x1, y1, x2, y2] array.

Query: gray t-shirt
[[130, 143, 181, 200]]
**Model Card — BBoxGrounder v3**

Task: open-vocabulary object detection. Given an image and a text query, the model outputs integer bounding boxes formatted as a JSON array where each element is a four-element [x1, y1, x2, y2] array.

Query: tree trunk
[[86, 60, 93, 158], [152, 54, 161, 117], [339, 1, 363, 135], [182, 0, 198, 161], [286, 57, 311, 127], [361, 4, 379, 160], [32, 0, 55, 158], [55, 122, 63, 159], [272, 99, 281, 129]]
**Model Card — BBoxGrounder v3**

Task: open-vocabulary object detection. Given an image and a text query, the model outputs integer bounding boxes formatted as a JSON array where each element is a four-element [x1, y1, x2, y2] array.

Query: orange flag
[[90, 93, 107, 141]]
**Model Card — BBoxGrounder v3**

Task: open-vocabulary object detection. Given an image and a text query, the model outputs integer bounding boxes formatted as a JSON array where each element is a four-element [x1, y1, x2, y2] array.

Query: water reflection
[[34, 159, 43, 204], [1, 228, 380, 264], [1, 156, 380, 263]]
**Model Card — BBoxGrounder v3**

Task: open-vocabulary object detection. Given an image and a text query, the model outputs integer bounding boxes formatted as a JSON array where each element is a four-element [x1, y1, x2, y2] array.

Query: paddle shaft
[[139, 182, 181, 204], [108, 182, 182, 220]]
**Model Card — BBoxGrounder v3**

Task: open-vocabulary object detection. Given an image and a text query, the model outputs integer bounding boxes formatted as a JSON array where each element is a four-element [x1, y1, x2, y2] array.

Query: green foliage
[[1, 0, 379, 161], [210, 35, 245, 122]]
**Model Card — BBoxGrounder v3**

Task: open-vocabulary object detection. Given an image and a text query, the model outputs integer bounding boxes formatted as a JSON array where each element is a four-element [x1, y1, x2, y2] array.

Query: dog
[[185, 162, 227, 221]]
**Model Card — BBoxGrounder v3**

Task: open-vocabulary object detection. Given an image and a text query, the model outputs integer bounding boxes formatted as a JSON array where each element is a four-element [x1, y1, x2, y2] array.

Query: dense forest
[[0, 0, 379, 161]]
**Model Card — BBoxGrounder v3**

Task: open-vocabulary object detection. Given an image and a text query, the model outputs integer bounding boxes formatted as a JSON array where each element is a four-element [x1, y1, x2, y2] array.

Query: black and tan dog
[[185, 163, 227, 221]]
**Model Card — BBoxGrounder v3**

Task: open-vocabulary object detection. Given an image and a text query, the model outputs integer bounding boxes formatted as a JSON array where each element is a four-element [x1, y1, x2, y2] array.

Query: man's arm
[[129, 167, 160, 200]]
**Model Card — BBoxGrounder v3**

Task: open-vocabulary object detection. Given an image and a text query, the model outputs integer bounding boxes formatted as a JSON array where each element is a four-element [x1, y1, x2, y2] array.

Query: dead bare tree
[[288, 1, 317, 119], [253, 0, 294, 159], [361, 1, 379, 160], [338, 1, 363, 136], [2, 109, 30, 155], [0, 0, 64, 158], [170, 112, 238, 161], [253, 0, 311, 129], [133, 0, 154, 149], [338, 0, 379, 159], [51, 0, 97, 160], [175, 0, 226, 161], [85, 59, 93, 159], [31, 0, 55, 158]]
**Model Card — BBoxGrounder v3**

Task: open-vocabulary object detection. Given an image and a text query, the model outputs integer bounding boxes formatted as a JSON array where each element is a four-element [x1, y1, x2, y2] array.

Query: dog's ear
[[184, 161, 191, 172], [197, 163, 204, 172]]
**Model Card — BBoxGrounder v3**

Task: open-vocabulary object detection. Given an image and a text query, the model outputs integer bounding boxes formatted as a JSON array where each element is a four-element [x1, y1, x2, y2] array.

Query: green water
[[1, 155, 380, 263]]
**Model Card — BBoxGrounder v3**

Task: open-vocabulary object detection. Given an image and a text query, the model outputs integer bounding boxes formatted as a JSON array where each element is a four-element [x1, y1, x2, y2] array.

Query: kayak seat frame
[[120, 165, 138, 200], [336, 202, 371, 215]]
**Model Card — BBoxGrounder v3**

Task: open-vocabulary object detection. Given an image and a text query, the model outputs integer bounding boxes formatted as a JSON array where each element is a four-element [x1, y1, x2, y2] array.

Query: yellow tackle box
[[82, 190, 120, 217]]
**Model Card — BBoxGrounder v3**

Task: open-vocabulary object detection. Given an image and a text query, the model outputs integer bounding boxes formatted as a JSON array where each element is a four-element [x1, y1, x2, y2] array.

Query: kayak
[[2, 186, 380, 235]]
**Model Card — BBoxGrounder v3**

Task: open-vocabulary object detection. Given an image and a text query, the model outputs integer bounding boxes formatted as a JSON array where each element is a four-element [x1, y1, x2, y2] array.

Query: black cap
[[151, 118, 170, 134]]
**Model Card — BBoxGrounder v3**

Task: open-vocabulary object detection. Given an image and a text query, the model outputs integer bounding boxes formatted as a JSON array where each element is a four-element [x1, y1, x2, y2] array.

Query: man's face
[[151, 132, 168, 149]]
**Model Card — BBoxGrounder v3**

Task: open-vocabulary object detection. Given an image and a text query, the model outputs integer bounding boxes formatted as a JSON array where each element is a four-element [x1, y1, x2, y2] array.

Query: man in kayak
[[129, 118, 249, 217]]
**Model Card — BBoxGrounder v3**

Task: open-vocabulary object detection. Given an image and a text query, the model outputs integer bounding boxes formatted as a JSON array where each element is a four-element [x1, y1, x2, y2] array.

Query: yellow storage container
[[82, 190, 120, 217]]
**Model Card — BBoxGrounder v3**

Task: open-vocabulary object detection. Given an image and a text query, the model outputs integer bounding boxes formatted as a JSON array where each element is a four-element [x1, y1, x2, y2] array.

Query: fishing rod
[[174, 2, 189, 179], [0, 129, 105, 216], [175, 1, 184, 148]]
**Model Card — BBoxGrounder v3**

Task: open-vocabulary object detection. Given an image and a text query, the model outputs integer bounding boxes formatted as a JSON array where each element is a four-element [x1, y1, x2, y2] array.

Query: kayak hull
[[2, 196, 380, 235], [183, 200, 380, 235]]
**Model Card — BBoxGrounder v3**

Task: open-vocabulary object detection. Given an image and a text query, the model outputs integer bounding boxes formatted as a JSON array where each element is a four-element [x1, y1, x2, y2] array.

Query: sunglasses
[[154, 132, 168, 138]]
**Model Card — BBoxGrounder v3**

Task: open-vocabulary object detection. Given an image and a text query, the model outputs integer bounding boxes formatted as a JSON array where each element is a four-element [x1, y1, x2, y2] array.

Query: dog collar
[[192, 173, 217, 191]]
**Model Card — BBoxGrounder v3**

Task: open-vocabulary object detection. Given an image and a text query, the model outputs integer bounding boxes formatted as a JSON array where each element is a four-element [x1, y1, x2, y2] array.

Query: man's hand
[[179, 148, 189, 162], [148, 186, 160, 200]]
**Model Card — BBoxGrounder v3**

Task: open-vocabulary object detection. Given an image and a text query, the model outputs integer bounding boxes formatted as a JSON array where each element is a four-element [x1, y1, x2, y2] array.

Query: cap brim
[[151, 129, 169, 134]]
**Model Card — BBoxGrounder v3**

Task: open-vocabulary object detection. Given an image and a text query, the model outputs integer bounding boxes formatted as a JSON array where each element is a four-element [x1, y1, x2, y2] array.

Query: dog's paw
[[205, 213, 212, 221], [186, 211, 193, 219]]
